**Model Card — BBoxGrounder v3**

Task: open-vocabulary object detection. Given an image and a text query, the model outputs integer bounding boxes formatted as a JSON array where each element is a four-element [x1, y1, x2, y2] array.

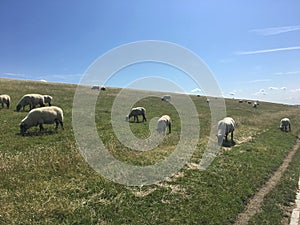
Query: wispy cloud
[[190, 88, 202, 93], [275, 70, 300, 75], [3, 72, 26, 77], [250, 25, 300, 36], [236, 46, 300, 55]]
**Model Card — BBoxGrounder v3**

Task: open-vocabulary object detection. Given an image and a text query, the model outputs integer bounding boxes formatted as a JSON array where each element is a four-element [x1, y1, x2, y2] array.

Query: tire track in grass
[[234, 135, 300, 225], [290, 177, 300, 225]]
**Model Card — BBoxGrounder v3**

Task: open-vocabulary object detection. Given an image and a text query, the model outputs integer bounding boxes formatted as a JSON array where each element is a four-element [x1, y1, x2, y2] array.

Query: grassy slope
[[0, 78, 300, 224]]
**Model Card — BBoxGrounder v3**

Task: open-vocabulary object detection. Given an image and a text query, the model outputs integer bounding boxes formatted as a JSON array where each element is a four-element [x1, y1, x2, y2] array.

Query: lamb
[[161, 95, 171, 101], [279, 118, 291, 132], [157, 115, 171, 134], [125, 107, 147, 123], [43, 95, 53, 106], [16, 94, 45, 111], [0, 94, 10, 108], [217, 117, 236, 146], [20, 106, 64, 135]]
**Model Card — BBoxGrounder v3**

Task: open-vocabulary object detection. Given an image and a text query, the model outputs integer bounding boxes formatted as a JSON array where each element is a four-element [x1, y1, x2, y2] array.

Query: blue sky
[[0, 0, 300, 104]]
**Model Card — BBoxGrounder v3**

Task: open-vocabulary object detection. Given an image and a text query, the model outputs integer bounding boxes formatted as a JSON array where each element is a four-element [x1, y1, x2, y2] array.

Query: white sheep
[[157, 115, 171, 134], [217, 117, 236, 146], [0, 94, 10, 109], [279, 118, 291, 132], [16, 94, 45, 111], [253, 102, 258, 108], [125, 107, 147, 123], [20, 106, 64, 135], [43, 95, 53, 106], [161, 95, 171, 101]]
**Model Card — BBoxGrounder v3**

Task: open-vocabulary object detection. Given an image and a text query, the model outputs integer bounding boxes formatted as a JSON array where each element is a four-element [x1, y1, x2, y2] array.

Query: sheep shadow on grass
[[221, 140, 236, 147], [17, 129, 59, 137]]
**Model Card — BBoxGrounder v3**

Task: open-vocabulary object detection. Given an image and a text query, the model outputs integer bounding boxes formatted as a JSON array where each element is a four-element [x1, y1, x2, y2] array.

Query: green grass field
[[1, 78, 300, 224]]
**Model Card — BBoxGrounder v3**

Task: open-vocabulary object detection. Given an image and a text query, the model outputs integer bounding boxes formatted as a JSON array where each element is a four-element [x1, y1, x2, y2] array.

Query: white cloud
[[236, 46, 300, 55], [275, 71, 300, 75], [250, 25, 300, 36], [269, 87, 279, 90], [190, 88, 202, 93], [255, 89, 267, 95]]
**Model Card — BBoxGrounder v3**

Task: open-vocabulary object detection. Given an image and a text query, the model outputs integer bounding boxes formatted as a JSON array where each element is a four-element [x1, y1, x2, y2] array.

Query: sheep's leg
[[143, 114, 146, 122], [136, 116, 139, 123], [225, 134, 228, 142], [55, 121, 59, 129], [231, 131, 234, 143], [7, 101, 10, 109], [39, 124, 44, 132], [168, 123, 171, 134], [60, 121, 64, 129]]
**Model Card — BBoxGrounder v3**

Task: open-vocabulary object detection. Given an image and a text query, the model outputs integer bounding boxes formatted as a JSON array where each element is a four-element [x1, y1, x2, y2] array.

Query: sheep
[[100, 86, 106, 91], [91, 85, 100, 90], [253, 102, 258, 108], [16, 94, 45, 111], [239, 99, 243, 103], [125, 107, 146, 123], [157, 115, 171, 134], [217, 117, 236, 146], [43, 95, 52, 106], [279, 118, 291, 132], [0, 94, 10, 108], [20, 106, 64, 135], [161, 95, 171, 101]]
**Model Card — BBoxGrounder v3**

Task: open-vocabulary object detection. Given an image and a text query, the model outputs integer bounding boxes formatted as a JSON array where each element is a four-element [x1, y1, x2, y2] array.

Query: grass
[[0, 78, 300, 224]]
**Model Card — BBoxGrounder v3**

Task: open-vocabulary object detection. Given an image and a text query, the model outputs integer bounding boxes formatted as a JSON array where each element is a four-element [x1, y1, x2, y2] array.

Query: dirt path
[[234, 135, 300, 225]]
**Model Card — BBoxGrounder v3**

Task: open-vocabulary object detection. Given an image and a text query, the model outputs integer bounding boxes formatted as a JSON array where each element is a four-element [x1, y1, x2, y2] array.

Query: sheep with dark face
[[157, 115, 171, 134], [0, 94, 10, 108], [43, 95, 52, 106], [20, 106, 64, 135], [279, 118, 291, 132], [161, 95, 171, 101], [217, 117, 236, 146], [16, 94, 45, 111], [125, 107, 146, 123]]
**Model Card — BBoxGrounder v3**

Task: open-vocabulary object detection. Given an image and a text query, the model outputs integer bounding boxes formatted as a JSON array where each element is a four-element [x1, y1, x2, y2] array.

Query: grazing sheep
[[161, 95, 171, 101], [100, 86, 106, 91], [247, 101, 252, 104], [239, 99, 243, 103], [125, 107, 146, 123], [43, 95, 52, 106], [280, 118, 291, 132], [20, 106, 64, 135], [253, 102, 258, 108], [0, 94, 10, 108], [217, 117, 236, 146], [91, 85, 100, 90], [157, 115, 171, 134], [206, 99, 210, 103], [16, 94, 45, 111]]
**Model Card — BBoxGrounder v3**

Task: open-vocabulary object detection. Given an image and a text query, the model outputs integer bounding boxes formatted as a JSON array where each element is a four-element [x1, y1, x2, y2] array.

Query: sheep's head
[[217, 134, 224, 146], [16, 104, 22, 112], [20, 122, 28, 136]]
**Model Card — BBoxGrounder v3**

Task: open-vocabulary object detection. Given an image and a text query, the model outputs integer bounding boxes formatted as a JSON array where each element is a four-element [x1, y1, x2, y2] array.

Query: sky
[[0, 0, 300, 104]]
